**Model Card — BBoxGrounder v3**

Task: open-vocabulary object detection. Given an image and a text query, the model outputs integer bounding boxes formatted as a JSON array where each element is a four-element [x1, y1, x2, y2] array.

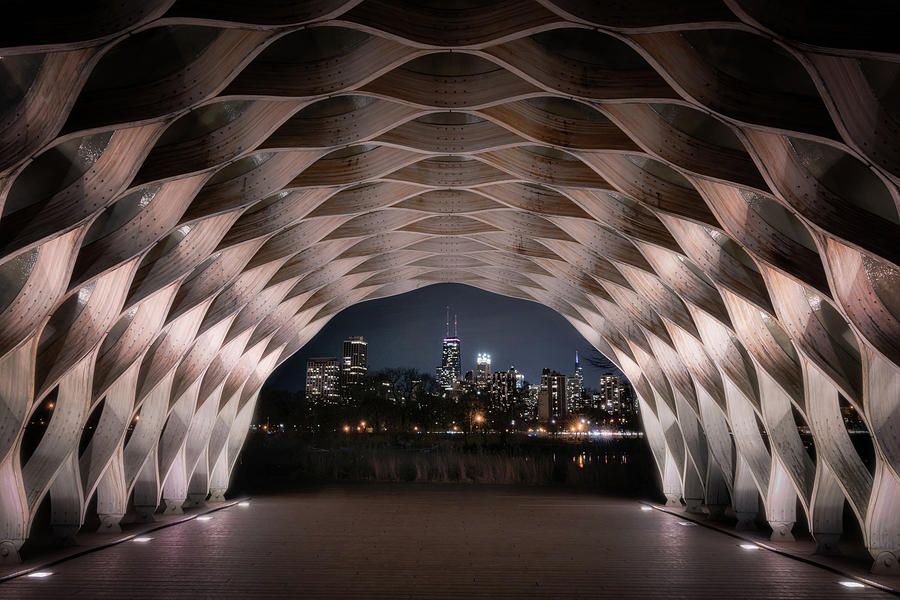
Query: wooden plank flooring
[[1, 485, 891, 599]]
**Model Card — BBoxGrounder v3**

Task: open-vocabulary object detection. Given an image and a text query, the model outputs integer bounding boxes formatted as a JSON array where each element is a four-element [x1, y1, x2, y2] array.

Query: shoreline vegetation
[[231, 432, 660, 499]]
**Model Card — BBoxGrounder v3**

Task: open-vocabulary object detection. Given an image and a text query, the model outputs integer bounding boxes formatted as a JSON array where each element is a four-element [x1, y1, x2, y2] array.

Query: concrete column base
[[186, 493, 207, 508], [96, 513, 124, 534], [664, 493, 681, 507], [134, 504, 157, 522], [684, 498, 704, 514], [162, 498, 184, 515], [813, 533, 841, 555], [52, 524, 80, 546], [735, 512, 757, 531], [872, 551, 900, 574], [705, 504, 728, 521], [209, 488, 227, 503], [0, 540, 23, 564], [768, 520, 795, 542]]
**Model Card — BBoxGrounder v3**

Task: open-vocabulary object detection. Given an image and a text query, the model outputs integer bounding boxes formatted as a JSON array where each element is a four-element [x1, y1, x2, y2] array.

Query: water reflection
[[232, 433, 657, 497]]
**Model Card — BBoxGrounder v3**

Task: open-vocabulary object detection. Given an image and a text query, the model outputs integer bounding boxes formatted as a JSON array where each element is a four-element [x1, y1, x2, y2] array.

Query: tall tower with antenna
[[437, 306, 462, 390], [445, 305, 451, 337], [567, 350, 584, 412]]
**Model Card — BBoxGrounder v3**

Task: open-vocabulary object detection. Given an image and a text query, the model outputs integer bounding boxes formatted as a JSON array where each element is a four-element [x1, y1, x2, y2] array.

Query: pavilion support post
[[733, 455, 759, 531], [132, 447, 161, 522], [766, 460, 797, 542], [209, 453, 228, 503], [161, 445, 188, 515], [96, 447, 128, 533]]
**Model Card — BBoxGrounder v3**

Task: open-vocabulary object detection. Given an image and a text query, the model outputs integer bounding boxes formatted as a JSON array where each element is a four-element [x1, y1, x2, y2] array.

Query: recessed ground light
[[739, 544, 759, 550], [640, 506, 652, 511], [238, 501, 250, 507], [196, 516, 213, 521], [133, 537, 152, 543], [678, 521, 697, 527], [838, 581, 865, 588], [27, 571, 53, 578]]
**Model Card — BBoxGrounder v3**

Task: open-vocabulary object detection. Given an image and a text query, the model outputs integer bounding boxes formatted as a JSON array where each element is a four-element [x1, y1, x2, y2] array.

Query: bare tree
[[581, 347, 618, 371]]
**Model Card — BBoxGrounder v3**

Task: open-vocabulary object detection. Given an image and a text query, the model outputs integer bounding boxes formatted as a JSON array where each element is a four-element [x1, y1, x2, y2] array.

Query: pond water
[[231, 432, 660, 499]]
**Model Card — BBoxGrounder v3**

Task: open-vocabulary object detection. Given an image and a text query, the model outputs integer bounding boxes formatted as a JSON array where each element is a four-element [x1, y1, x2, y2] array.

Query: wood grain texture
[[0, 0, 898, 572]]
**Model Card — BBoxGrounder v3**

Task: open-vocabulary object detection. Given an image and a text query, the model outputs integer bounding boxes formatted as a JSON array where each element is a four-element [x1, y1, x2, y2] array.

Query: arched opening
[[0, 2, 898, 593], [230, 282, 658, 498]]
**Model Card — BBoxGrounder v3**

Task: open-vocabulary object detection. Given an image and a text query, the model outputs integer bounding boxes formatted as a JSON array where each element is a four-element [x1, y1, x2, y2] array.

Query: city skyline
[[297, 321, 635, 431], [267, 284, 624, 392]]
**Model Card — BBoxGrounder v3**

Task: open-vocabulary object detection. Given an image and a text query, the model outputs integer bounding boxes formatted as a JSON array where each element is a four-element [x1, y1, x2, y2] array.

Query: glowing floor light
[[27, 571, 53, 578], [678, 521, 697, 527], [196, 516, 213, 521], [133, 537, 152, 543], [238, 501, 250, 507], [838, 581, 865, 588], [640, 506, 653, 511], [739, 544, 759, 550]]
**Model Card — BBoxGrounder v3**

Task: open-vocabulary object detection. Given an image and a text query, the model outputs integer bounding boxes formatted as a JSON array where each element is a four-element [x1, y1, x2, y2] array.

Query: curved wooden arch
[[0, 0, 899, 574]]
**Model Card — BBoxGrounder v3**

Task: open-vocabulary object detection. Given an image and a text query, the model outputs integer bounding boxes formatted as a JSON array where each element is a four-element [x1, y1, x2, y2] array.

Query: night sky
[[265, 283, 624, 391]]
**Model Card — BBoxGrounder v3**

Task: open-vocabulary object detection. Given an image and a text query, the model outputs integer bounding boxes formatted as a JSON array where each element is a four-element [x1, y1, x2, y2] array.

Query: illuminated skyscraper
[[439, 337, 461, 389], [341, 336, 368, 398], [538, 368, 567, 423], [437, 307, 461, 390], [508, 366, 525, 390], [306, 357, 341, 404], [476, 353, 491, 390], [566, 351, 584, 413], [490, 367, 519, 415]]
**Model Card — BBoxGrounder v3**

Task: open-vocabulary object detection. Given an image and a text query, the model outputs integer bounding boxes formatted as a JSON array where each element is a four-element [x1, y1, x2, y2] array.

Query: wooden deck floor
[[1, 485, 892, 599]]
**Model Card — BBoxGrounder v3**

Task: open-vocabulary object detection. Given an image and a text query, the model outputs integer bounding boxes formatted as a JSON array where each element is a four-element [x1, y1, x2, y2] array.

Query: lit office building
[[513, 369, 525, 390], [490, 368, 516, 414], [598, 374, 622, 412], [538, 368, 567, 423], [306, 357, 341, 404], [525, 384, 540, 419], [341, 336, 368, 398], [566, 352, 584, 413], [476, 353, 491, 390], [438, 337, 461, 390], [461, 370, 476, 393]]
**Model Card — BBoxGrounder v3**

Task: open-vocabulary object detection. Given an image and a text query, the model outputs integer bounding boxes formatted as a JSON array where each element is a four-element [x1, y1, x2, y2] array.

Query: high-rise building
[[341, 336, 368, 398], [589, 373, 639, 429], [461, 369, 476, 393], [437, 307, 462, 390], [566, 351, 584, 413], [538, 368, 567, 423], [476, 353, 491, 390], [489, 369, 510, 412], [511, 367, 525, 390], [306, 357, 341, 404], [438, 337, 461, 389], [598, 374, 622, 412], [525, 384, 540, 420]]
